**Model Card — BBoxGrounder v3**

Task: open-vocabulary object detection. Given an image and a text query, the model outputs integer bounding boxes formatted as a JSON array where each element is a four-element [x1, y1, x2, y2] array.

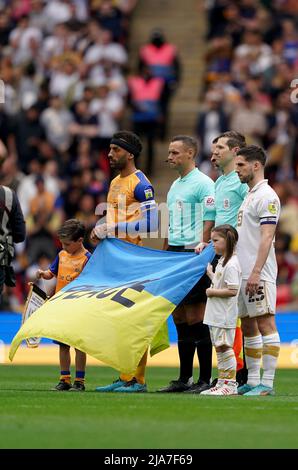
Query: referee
[[158, 135, 216, 393]]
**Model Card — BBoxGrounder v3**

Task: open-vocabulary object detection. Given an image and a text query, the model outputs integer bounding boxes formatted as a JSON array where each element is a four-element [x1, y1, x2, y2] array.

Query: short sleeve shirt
[[236, 179, 280, 281], [215, 171, 248, 227], [167, 168, 215, 247], [204, 254, 242, 328], [50, 249, 91, 293], [107, 170, 155, 246]]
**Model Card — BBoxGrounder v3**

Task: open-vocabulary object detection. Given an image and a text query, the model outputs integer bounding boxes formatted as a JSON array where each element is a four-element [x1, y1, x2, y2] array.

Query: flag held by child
[[9, 238, 215, 374]]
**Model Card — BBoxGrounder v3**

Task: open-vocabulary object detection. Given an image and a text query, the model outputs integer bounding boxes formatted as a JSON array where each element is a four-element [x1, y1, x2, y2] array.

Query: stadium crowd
[[0, 0, 297, 311], [197, 0, 298, 307], [0, 0, 140, 309]]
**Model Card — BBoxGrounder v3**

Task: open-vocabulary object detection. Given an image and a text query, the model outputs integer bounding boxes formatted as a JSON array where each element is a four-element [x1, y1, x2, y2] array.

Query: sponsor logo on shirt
[[205, 196, 215, 208], [268, 200, 278, 215], [144, 188, 153, 200]]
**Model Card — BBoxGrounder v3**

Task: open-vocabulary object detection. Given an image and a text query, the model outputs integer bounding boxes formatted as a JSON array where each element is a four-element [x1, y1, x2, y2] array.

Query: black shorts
[[167, 245, 218, 305]]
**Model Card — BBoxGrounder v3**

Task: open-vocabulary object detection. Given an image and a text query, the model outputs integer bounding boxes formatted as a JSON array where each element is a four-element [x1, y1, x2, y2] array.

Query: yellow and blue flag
[[9, 239, 215, 374]]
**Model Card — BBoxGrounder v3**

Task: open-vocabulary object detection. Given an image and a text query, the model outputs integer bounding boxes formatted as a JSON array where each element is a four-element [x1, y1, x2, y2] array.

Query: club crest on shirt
[[268, 200, 278, 214], [144, 188, 153, 200], [223, 198, 230, 209]]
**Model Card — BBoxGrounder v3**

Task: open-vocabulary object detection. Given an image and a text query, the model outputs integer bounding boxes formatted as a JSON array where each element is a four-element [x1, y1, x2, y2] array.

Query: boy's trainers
[[244, 384, 275, 396], [69, 380, 85, 391], [114, 377, 147, 393], [201, 380, 238, 396], [95, 378, 126, 392], [52, 380, 72, 391], [237, 383, 254, 395]]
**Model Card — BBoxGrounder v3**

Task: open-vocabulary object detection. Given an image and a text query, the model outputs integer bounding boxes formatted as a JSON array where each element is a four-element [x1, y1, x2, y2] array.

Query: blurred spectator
[[49, 58, 82, 105], [234, 28, 273, 75], [40, 95, 73, 153], [0, 10, 13, 52], [0, 154, 24, 192], [84, 25, 127, 82], [26, 174, 62, 236], [266, 90, 298, 182], [89, 83, 124, 153], [17, 159, 60, 218], [275, 234, 295, 285], [91, 0, 126, 43], [196, 89, 229, 162], [11, 104, 45, 172], [41, 22, 74, 69], [203, 0, 298, 297], [9, 14, 42, 66], [230, 92, 267, 145], [25, 175, 60, 264], [26, 252, 56, 296], [68, 99, 99, 148], [75, 192, 98, 250], [204, 34, 233, 86], [17, 62, 40, 111], [0, 0, 139, 309], [29, 0, 49, 32], [128, 64, 164, 175], [139, 28, 180, 139], [43, 0, 74, 33]]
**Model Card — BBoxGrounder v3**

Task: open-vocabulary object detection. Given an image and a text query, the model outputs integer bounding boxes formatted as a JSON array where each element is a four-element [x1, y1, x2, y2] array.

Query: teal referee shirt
[[215, 170, 248, 227], [167, 168, 215, 247]]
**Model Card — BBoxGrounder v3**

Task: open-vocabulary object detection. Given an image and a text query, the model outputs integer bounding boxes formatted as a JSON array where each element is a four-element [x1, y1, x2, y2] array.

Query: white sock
[[244, 335, 263, 387], [262, 332, 280, 388], [217, 349, 236, 380]]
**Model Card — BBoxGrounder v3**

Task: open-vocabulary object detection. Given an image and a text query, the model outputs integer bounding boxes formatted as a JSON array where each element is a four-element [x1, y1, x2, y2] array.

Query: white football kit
[[236, 179, 280, 318]]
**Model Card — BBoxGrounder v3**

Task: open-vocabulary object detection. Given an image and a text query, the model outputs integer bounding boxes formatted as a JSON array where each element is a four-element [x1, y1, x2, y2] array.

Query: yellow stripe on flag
[[9, 285, 174, 374]]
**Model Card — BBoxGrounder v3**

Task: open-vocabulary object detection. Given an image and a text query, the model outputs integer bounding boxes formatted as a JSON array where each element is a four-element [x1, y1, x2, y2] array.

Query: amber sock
[[60, 371, 71, 384]]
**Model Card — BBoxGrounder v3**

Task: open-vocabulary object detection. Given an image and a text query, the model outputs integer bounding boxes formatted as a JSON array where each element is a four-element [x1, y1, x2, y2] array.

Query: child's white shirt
[[204, 254, 242, 328]]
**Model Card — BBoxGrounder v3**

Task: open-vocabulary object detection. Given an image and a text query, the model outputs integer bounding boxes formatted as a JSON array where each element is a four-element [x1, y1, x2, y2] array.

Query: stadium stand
[[0, 0, 298, 315], [198, 0, 298, 309], [0, 0, 139, 309]]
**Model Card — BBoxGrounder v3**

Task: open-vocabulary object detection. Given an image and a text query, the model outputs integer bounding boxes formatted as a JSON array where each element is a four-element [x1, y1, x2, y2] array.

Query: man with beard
[[91, 130, 158, 393]]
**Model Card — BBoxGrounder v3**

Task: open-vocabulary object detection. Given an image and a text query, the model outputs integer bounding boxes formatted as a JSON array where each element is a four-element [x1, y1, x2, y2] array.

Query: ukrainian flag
[[10, 239, 215, 374]]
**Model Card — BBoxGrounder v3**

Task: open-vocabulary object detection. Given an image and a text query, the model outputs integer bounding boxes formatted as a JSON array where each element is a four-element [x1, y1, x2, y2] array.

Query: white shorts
[[209, 326, 236, 348], [238, 280, 276, 319]]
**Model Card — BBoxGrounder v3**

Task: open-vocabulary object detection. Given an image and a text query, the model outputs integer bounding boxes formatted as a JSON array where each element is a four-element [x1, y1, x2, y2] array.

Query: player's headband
[[110, 138, 139, 156]]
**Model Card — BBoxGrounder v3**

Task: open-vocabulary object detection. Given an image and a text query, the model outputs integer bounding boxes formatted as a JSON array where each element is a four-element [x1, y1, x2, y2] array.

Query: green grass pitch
[[1, 365, 297, 449]]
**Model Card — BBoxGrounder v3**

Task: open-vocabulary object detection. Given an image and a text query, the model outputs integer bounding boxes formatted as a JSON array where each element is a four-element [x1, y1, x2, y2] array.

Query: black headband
[[110, 138, 139, 156]]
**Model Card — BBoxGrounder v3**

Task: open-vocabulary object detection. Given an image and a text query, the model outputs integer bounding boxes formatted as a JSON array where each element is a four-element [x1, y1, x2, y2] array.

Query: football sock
[[233, 320, 244, 371], [195, 322, 212, 384], [60, 371, 71, 383], [262, 332, 280, 388], [134, 349, 148, 385], [120, 350, 148, 384], [75, 371, 85, 382], [120, 372, 133, 382], [176, 322, 195, 383], [244, 335, 263, 387], [217, 349, 237, 380]]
